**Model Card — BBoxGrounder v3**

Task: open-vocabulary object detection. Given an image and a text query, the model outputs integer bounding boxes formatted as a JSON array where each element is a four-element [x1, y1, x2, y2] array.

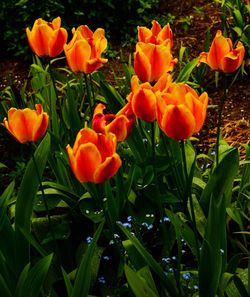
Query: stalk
[[180, 141, 200, 264], [215, 74, 228, 166]]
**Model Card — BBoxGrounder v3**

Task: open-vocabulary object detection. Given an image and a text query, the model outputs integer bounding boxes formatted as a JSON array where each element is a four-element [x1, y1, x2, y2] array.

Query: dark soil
[[0, 0, 249, 186]]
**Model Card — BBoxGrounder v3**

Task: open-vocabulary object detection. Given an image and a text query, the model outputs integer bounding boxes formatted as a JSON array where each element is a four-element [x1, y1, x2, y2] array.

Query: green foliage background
[[0, 0, 160, 58]]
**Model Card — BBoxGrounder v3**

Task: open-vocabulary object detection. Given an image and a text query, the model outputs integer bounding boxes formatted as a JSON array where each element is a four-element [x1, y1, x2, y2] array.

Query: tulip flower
[[134, 42, 177, 83], [3, 104, 49, 143], [64, 25, 108, 74], [26, 17, 68, 58], [92, 103, 135, 142], [127, 74, 172, 122], [138, 20, 173, 48], [156, 83, 208, 140], [199, 30, 245, 73], [66, 128, 121, 183]]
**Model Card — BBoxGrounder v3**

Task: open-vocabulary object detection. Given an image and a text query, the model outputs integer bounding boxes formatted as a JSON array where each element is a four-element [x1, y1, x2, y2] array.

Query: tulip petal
[[161, 105, 196, 140], [106, 115, 129, 142], [32, 113, 49, 142], [49, 28, 68, 57], [94, 154, 122, 183], [73, 128, 98, 154], [29, 24, 53, 57], [132, 88, 156, 122], [134, 50, 151, 82], [96, 133, 117, 161], [138, 26, 152, 43], [70, 142, 102, 183]]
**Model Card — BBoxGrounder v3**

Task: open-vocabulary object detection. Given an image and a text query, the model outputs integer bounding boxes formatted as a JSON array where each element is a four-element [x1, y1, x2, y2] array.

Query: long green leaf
[[118, 223, 178, 297], [72, 221, 104, 297], [15, 134, 51, 273], [17, 254, 53, 297], [125, 264, 159, 297], [200, 147, 239, 214], [0, 274, 12, 297], [176, 57, 199, 83]]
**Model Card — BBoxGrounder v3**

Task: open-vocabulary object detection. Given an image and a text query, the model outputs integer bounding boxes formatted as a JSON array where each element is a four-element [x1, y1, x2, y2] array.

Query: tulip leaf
[[118, 222, 178, 297], [0, 181, 16, 278], [176, 57, 199, 83], [200, 147, 239, 214], [99, 78, 124, 113], [125, 264, 159, 297], [16, 253, 53, 297], [15, 134, 51, 273], [71, 221, 104, 297], [198, 194, 225, 297], [0, 274, 12, 297]]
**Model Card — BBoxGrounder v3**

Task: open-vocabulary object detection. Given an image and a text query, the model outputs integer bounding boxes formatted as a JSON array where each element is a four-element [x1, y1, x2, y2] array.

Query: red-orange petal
[[161, 105, 196, 140], [94, 154, 122, 183]]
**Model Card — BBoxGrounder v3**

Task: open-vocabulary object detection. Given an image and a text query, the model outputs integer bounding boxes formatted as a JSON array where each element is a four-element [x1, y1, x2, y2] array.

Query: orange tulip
[[64, 25, 108, 74], [134, 42, 177, 83], [26, 17, 68, 58], [156, 83, 208, 140], [3, 104, 49, 143], [138, 20, 173, 48], [199, 30, 245, 73], [127, 74, 172, 122], [92, 103, 135, 142], [66, 128, 121, 183]]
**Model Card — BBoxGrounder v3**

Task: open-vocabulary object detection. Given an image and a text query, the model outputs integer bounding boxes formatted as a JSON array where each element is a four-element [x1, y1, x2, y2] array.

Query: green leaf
[[72, 221, 104, 297], [15, 134, 51, 273], [125, 265, 159, 297], [233, 9, 244, 27], [0, 162, 7, 169], [0, 181, 16, 276], [17, 254, 53, 297], [0, 274, 12, 297], [200, 147, 239, 214], [199, 194, 225, 297], [99, 78, 124, 113], [61, 267, 73, 297], [118, 223, 178, 297], [165, 209, 198, 258], [176, 57, 199, 83]]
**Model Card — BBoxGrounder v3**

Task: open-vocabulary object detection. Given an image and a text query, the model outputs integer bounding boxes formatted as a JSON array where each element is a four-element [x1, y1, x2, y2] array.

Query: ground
[[0, 0, 249, 170]]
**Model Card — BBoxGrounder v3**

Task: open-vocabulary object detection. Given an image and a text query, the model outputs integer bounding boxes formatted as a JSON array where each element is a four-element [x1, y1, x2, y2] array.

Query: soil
[[0, 0, 249, 177]]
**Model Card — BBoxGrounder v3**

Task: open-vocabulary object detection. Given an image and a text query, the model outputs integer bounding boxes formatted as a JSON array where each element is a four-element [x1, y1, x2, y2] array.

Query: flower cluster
[[3, 17, 245, 185]]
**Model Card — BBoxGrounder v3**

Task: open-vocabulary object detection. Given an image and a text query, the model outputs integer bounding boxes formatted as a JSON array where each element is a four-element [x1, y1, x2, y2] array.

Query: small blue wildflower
[[98, 276, 106, 284], [103, 256, 110, 261], [122, 222, 132, 228], [86, 236, 92, 244], [162, 257, 171, 264], [127, 216, 132, 222], [182, 272, 191, 280]]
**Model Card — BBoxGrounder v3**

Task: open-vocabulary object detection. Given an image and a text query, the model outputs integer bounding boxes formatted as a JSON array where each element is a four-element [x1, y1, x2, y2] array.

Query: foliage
[[0, 9, 249, 297], [0, 0, 160, 58]]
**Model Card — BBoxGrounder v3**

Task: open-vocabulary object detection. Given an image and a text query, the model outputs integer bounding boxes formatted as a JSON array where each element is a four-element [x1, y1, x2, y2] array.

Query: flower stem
[[31, 148, 57, 252], [216, 74, 228, 166], [84, 73, 94, 119], [180, 140, 200, 263]]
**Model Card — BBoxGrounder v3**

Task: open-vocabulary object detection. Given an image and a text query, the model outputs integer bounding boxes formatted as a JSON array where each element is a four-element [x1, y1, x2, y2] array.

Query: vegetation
[[0, 1, 249, 297]]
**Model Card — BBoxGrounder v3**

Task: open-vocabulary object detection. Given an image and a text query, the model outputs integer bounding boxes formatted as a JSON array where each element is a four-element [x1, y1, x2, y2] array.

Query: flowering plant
[[0, 16, 249, 297]]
